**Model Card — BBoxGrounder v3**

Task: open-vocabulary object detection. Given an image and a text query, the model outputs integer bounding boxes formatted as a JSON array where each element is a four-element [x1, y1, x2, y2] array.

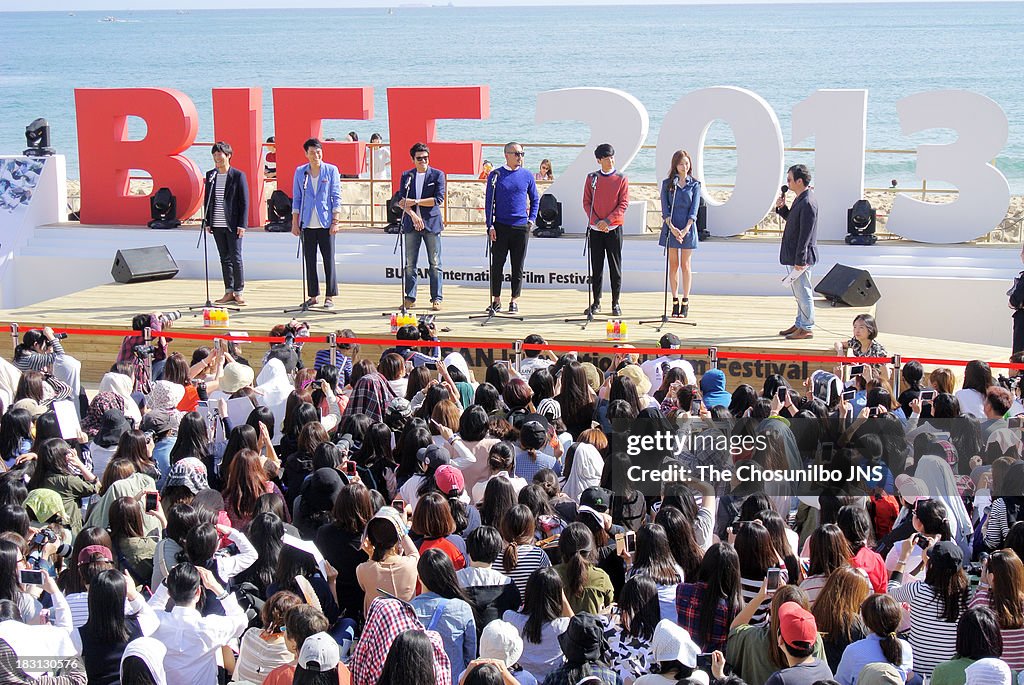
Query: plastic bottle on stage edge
[[606, 320, 614, 341], [619, 320, 628, 341], [203, 308, 211, 328], [390, 313, 398, 334]]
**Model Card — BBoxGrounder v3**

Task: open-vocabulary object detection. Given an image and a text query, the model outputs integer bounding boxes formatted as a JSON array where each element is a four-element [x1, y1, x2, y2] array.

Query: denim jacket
[[292, 162, 342, 229]]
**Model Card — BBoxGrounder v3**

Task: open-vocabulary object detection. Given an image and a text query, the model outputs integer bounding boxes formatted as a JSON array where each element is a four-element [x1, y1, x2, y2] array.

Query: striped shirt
[[887, 579, 961, 676], [969, 587, 1024, 669], [14, 337, 64, 372], [212, 172, 228, 228], [799, 574, 829, 606], [493, 544, 552, 600], [985, 498, 1011, 550], [741, 569, 789, 626]]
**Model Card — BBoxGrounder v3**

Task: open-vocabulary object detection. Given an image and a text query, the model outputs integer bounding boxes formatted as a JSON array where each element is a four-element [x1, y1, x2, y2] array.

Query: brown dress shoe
[[214, 293, 235, 305], [786, 328, 814, 340], [431, 300, 441, 311], [779, 325, 799, 336], [233, 293, 246, 306]]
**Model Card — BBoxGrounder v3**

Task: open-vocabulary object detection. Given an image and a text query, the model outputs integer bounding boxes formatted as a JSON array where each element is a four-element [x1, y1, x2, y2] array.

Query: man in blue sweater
[[484, 142, 539, 314]]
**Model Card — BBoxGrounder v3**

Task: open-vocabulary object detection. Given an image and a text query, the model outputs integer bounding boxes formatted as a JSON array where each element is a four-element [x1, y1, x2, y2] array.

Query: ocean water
[[1, 2, 1023, 191]]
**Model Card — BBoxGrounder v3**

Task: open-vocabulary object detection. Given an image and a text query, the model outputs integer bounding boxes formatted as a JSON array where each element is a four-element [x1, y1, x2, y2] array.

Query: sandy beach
[[65, 178, 1024, 242]]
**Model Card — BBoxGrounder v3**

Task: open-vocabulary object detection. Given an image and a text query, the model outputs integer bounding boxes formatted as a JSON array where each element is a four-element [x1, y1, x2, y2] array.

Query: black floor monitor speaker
[[814, 264, 880, 307], [111, 246, 179, 284]]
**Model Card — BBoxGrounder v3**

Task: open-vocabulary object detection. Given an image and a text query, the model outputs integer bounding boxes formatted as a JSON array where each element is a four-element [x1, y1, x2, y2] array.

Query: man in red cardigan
[[581, 143, 630, 316]]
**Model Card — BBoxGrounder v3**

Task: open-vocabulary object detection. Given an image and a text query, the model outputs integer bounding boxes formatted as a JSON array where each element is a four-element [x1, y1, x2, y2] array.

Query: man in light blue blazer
[[291, 138, 342, 308], [398, 142, 447, 310]]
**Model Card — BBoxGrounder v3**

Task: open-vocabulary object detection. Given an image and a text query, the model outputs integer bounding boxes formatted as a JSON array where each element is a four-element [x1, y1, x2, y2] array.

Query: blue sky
[[3, 0, 1010, 9]]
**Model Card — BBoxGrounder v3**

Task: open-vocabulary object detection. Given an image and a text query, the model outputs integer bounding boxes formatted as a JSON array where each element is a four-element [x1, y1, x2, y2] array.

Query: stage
[[0, 279, 1009, 392]]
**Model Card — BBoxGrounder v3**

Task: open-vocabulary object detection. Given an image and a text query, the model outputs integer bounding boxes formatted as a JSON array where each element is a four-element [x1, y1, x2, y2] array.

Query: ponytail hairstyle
[[861, 594, 904, 666], [446, 492, 470, 535], [499, 505, 535, 572], [836, 504, 874, 554], [913, 499, 953, 540], [181, 523, 219, 567], [558, 522, 596, 598]]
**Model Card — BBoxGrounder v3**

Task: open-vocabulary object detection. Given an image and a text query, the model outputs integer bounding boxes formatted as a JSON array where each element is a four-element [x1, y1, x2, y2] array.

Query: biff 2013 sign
[[73, 86, 1009, 244]]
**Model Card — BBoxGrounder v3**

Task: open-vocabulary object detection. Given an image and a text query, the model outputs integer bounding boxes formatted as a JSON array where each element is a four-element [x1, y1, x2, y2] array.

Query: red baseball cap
[[778, 602, 817, 649], [434, 464, 465, 495]]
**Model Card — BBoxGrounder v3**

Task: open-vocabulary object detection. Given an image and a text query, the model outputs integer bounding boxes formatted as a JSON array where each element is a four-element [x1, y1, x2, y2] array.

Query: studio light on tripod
[[534, 193, 562, 238], [265, 190, 292, 232], [845, 198, 877, 246], [24, 118, 55, 157], [148, 187, 181, 230]]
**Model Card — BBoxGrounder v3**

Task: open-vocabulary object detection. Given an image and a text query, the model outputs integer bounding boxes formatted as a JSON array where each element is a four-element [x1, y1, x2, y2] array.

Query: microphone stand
[[186, 171, 239, 312], [382, 174, 413, 317], [285, 168, 331, 315], [469, 170, 523, 325], [566, 172, 609, 329], [639, 177, 696, 331]]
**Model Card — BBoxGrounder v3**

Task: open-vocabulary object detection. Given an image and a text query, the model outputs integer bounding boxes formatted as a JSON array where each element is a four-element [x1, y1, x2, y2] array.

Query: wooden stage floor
[[0, 280, 1010, 390]]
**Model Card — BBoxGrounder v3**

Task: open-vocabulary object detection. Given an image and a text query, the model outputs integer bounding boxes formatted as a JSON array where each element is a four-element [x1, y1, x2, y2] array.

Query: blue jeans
[[404, 230, 443, 302], [789, 266, 815, 330]]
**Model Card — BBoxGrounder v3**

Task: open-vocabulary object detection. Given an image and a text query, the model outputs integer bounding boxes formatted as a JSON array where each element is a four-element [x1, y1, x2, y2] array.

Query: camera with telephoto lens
[[998, 373, 1023, 393], [417, 314, 437, 341], [157, 311, 182, 325], [27, 528, 72, 569], [52, 332, 68, 340]]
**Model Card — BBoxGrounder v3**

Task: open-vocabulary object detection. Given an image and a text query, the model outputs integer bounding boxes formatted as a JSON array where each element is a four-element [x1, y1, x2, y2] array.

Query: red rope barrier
[[3, 323, 1021, 370]]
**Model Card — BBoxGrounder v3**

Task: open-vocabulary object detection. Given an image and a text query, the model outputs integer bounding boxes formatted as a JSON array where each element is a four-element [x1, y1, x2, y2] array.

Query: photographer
[[380, 320, 441, 369], [117, 312, 179, 391], [14, 327, 84, 415]]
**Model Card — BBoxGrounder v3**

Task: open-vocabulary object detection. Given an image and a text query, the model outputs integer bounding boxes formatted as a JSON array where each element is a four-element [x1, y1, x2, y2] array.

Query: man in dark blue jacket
[[484, 141, 539, 314], [398, 142, 446, 311], [203, 141, 249, 305], [776, 164, 819, 340]]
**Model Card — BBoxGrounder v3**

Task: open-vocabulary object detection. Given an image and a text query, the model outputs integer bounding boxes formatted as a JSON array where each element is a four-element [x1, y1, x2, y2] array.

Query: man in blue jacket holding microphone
[[292, 138, 342, 309]]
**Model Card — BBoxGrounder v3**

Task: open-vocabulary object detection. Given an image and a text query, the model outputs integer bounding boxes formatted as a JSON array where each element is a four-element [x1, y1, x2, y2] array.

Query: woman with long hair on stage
[[659, 150, 702, 318]]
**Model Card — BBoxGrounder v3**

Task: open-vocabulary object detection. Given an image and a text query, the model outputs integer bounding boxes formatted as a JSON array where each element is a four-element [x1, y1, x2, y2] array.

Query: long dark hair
[[654, 507, 703, 579], [27, 437, 73, 489], [168, 411, 209, 465], [694, 543, 742, 649], [757, 509, 802, 583], [620, 575, 660, 640], [58, 527, 112, 594], [861, 594, 904, 666], [84, 569, 134, 642], [925, 552, 970, 623], [632, 524, 683, 585], [0, 409, 32, 460], [0, 540, 22, 602], [836, 504, 874, 553], [236, 512, 283, 593], [733, 521, 775, 580], [956, 606, 1003, 659], [806, 524, 851, 577], [559, 522, 596, 598], [418, 548, 470, 601], [481, 476, 517, 529], [522, 567, 565, 644], [378, 630, 437, 685]]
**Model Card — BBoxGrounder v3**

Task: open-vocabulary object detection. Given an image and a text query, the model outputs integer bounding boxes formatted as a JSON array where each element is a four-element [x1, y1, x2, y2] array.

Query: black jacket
[[776, 188, 818, 267], [203, 167, 250, 230]]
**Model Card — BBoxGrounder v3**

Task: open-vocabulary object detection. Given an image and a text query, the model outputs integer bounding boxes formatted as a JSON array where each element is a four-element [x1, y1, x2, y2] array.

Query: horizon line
[[4, 0, 1022, 11]]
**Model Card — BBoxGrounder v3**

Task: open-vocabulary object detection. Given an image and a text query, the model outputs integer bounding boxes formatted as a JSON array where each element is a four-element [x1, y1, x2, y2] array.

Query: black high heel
[[671, 298, 680, 317], [680, 298, 690, 318]]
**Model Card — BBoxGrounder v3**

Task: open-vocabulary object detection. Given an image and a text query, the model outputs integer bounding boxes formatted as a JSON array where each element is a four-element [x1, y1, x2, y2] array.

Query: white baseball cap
[[298, 632, 341, 672]]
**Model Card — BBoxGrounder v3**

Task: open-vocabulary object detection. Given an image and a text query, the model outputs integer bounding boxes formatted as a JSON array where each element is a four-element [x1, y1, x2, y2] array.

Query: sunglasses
[[508, 151, 525, 157], [414, 156, 429, 162]]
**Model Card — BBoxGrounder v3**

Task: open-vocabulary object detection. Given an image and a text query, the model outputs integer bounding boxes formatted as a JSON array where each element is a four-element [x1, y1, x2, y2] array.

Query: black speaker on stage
[[111, 246, 179, 284], [814, 264, 880, 307]]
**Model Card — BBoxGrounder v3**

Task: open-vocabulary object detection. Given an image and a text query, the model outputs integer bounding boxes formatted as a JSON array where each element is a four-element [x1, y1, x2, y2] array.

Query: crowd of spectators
[[0, 313, 1020, 685]]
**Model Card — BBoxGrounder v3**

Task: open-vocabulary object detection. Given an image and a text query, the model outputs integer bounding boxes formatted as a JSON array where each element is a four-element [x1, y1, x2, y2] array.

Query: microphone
[[780, 184, 788, 196], [405, 174, 412, 191], [207, 169, 217, 183]]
